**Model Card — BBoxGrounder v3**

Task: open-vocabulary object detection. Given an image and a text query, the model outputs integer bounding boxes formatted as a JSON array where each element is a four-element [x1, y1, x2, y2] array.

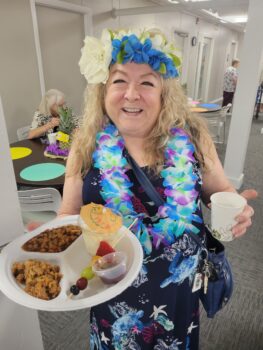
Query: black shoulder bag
[[127, 154, 233, 318]]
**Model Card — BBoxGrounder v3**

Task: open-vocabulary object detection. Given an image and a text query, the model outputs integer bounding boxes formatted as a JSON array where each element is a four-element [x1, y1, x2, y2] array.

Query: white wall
[[0, 0, 41, 143], [0, 0, 243, 140], [0, 0, 89, 142], [36, 4, 86, 115], [88, 0, 242, 101], [0, 96, 43, 349], [0, 97, 24, 245]]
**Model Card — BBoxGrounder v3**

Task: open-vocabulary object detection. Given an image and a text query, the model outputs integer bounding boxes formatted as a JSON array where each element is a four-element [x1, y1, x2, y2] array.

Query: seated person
[[28, 89, 78, 140]]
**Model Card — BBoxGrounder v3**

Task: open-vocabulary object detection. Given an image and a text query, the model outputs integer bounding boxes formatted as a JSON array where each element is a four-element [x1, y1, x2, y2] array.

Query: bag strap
[[127, 154, 164, 208], [127, 154, 205, 249]]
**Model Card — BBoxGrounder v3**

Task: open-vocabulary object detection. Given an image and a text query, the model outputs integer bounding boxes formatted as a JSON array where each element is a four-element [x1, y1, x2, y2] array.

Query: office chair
[[18, 187, 62, 232], [203, 103, 232, 144]]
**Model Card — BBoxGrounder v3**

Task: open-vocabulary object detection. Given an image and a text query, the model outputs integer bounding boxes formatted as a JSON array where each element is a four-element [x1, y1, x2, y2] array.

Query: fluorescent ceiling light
[[202, 9, 219, 18], [202, 9, 247, 25], [221, 15, 248, 23], [168, 0, 179, 3]]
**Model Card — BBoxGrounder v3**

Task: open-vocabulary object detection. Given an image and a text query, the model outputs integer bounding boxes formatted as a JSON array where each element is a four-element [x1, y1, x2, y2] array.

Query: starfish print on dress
[[100, 331, 110, 344], [150, 305, 168, 320], [131, 325, 141, 334], [187, 321, 198, 334]]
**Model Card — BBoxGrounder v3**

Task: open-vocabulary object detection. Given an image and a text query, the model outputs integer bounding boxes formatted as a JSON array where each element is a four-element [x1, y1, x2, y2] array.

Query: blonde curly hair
[[67, 72, 212, 177]]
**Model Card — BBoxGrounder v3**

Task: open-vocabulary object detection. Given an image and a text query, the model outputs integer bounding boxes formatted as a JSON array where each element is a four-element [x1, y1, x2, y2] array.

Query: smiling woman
[[105, 63, 162, 142], [58, 28, 257, 350]]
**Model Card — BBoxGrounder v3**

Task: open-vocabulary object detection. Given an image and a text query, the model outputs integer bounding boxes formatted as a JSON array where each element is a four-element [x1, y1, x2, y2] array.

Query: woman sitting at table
[[28, 89, 71, 140]]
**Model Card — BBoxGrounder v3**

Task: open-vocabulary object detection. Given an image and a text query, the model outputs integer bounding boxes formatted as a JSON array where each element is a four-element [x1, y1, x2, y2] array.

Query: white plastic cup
[[210, 192, 247, 241], [92, 252, 127, 284], [48, 132, 57, 144]]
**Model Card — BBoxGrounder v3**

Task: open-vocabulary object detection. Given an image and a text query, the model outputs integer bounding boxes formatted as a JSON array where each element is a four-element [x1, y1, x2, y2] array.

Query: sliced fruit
[[81, 265, 95, 280], [76, 277, 88, 290], [70, 285, 79, 295], [91, 255, 101, 265], [96, 241, 115, 257]]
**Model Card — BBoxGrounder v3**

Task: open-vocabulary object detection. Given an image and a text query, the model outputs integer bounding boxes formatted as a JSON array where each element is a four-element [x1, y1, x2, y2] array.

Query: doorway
[[229, 41, 238, 66], [174, 31, 189, 86], [194, 35, 214, 101]]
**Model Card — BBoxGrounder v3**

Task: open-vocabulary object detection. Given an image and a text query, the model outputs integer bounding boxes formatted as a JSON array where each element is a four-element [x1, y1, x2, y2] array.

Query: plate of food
[[0, 204, 143, 311]]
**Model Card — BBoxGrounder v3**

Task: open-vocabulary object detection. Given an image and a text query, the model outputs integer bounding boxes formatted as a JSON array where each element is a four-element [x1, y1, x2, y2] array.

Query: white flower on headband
[[79, 29, 112, 84]]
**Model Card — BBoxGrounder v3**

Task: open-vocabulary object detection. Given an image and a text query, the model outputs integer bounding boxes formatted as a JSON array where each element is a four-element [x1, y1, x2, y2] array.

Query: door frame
[[30, 0, 92, 95], [228, 40, 238, 66], [173, 29, 190, 86], [194, 33, 214, 101]]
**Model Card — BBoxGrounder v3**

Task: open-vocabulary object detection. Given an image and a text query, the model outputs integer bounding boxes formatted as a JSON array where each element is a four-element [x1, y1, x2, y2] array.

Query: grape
[[81, 265, 95, 280], [70, 285, 79, 295], [76, 277, 88, 290]]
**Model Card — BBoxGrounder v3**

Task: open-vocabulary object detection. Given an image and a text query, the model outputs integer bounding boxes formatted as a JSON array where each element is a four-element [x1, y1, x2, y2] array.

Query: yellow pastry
[[80, 203, 122, 234], [79, 203, 123, 255]]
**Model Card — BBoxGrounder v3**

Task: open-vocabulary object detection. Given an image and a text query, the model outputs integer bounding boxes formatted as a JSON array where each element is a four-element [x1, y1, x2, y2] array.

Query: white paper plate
[[0, 215, 143, 311]]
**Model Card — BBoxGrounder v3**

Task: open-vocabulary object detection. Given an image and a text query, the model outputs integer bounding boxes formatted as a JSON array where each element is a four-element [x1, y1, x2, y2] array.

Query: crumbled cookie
[[12, 259, 62, 300], [22, 224, 82, 253]]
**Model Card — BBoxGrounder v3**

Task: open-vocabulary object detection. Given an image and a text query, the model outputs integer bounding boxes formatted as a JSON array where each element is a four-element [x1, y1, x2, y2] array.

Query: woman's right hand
[[49, 118, 60, 128]]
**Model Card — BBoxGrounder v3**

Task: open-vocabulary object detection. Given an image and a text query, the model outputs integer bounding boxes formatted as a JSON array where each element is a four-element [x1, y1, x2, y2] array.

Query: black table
[[10, 139, 66, 190]]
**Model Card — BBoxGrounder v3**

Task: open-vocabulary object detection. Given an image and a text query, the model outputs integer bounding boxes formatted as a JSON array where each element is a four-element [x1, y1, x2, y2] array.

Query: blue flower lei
[[92, 124, 202, 255]]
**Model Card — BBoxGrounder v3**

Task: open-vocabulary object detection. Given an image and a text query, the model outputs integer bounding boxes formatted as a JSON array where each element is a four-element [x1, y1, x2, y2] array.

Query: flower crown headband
[[79, 28, 181, 84]]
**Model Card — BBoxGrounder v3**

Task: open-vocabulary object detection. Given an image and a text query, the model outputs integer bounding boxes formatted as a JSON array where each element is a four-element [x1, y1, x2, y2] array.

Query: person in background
[[58, 29, 256, 349], [28, 89, 66, 139], [222, 59, 240, 107]]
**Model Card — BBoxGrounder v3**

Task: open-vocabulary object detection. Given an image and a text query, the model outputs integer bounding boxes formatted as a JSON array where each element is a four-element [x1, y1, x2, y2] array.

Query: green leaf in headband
[[117, 51, 124, 63], [170, 53, 181, 68], [159, 63, 167, 75]]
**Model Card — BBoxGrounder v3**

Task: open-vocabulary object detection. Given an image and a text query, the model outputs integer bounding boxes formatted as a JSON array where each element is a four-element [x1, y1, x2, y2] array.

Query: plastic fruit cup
[[92, 252, 127, 284]]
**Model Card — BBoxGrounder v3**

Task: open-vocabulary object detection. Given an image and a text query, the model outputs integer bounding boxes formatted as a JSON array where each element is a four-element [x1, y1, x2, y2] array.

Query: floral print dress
[[82, 160, 204, 350]]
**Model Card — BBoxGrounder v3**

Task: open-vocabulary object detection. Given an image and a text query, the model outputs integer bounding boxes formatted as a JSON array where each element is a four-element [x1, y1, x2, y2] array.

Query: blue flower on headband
[[111, 34, 179, 79]]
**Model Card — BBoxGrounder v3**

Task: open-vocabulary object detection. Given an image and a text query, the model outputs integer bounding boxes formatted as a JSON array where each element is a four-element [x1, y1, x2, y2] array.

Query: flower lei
[[93, 124, 202, 255], [79, 29, 181, 84]]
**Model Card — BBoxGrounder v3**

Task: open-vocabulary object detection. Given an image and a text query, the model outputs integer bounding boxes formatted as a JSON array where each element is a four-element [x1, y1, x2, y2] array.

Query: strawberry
[[96, 241, 115, 256]]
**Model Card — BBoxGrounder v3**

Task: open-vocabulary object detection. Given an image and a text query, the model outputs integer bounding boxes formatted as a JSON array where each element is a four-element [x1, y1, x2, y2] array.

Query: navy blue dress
[[83, 165, 204, 350]]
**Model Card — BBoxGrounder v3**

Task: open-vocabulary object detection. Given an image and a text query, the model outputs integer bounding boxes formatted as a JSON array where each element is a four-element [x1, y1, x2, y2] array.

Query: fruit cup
[[92, 252, 127, 284]]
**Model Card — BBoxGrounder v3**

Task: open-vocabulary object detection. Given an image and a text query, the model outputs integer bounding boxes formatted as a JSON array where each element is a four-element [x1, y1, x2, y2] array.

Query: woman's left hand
[[232, 189, 258, 238]]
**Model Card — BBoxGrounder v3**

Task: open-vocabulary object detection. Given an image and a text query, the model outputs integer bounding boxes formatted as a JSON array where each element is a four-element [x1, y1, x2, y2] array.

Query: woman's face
[[105, 63, 162, 139], [50, 97, 65, 114]]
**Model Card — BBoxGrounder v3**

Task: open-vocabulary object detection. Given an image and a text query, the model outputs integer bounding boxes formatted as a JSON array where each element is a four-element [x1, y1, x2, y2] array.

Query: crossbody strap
[[127, 154, 165, 208], [127, 153, 204, 249]]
